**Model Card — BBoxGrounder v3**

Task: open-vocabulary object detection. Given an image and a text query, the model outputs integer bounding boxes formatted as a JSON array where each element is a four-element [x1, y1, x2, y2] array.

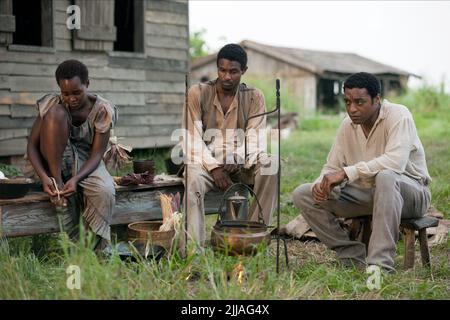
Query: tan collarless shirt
[[182, 82, 266, 172], [316, 99, 431, 188]]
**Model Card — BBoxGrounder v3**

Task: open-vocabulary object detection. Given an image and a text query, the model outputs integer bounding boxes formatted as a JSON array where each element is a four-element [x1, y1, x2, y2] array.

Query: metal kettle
[[218, 183, 264, 224], [224, 192, 249, 221]]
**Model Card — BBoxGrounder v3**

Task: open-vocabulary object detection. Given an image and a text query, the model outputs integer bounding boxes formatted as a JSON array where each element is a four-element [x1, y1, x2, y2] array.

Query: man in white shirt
[[292, 72, 431, 272]]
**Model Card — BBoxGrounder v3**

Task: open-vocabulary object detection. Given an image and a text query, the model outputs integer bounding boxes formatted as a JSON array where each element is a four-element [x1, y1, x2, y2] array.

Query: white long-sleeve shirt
[[315, 99, 431, 188]]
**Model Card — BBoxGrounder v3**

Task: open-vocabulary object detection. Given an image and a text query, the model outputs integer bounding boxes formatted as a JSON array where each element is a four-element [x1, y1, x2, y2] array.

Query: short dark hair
[[216, 43, 247, 70], [55, 59, 89, 85], [343, 72, 381, 99]]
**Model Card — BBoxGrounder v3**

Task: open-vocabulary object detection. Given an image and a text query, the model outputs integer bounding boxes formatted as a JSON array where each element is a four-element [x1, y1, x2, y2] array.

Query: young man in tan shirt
[[292, 72, 431, 272], [181, 44, 277, 250]]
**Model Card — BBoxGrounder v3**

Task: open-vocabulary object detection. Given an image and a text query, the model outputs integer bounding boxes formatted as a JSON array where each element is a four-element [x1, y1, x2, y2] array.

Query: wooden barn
[[0, 0, 189, 165], [191, 40, 416, 114]]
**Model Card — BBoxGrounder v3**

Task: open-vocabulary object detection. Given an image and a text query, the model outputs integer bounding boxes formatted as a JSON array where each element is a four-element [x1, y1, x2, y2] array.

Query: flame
[[185, 266, 192, 281], [233, 261, 246, 285]]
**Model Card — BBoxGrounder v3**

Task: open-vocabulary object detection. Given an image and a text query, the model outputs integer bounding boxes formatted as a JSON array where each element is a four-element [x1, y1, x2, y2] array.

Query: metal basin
[[127, 221, 175, 252]]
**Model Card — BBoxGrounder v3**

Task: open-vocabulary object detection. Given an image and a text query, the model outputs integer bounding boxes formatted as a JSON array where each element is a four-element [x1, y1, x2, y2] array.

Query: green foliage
[[394, 85, 450, 216], [131, 147, 171, 174], [243, 76, 300, 114], [393, 83, 450, 117], [189, 28, 211, 59], [0, 163, 22, 177]]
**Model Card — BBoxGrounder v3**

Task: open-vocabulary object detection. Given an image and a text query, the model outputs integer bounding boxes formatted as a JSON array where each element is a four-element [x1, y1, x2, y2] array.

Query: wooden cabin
[[0, 0, 189, 167], [191, 40, 416, 115]]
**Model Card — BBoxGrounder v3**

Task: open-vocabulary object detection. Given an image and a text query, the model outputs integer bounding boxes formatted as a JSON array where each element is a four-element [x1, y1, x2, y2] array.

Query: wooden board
[[145, 11, 188, 26], [145, 70, 186, 82], [0, 137, 28, 156], [120, 136, 175, 148], [108, 56, 188, 73], [0, 128, 28, 140], [146, 35, 189, 50], [146, 1, 188, 14], [114, 124, 179, 137], [0, 105, 10, 116], [146, 23, 188, 38], [0, 179, 224, 238], [0, 117, 35, 129], [117, 104, 182, 115], [145, 47, 188, 61], [145, 93, 185, 104], [117, 114, 181, 126], [10, 104, 38, 118]]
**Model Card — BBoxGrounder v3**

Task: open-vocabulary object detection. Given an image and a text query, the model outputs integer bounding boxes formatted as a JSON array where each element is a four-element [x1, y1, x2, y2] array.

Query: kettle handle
[[217, 183, 264, 224]]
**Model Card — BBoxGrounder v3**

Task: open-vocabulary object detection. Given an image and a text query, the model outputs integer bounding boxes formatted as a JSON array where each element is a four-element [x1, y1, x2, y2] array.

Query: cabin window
[[11, 0, 53, 47], [389, 80, 401, 91], [114, 0, 144, 53], [380, 79, 385, 96], [318, 78, 341, 110]]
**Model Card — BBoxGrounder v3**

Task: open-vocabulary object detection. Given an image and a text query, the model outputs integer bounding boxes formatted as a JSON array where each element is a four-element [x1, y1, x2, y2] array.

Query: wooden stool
[[348, 216, 372, 251], [348, 216, 439, 269], [400, 216, 439, 269]]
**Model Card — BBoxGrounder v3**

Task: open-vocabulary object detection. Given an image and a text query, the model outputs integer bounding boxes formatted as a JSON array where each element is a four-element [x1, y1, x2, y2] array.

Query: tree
[[189, 28, 210, 59]]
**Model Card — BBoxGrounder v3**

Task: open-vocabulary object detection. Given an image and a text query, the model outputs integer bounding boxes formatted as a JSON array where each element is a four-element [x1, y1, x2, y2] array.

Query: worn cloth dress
[[36, 93, 117, 241]]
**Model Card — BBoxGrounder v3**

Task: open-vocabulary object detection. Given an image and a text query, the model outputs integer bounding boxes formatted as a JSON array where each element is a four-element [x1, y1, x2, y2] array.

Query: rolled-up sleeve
[[313, 122, 347, 187], [94, 104, 115, 133], [36, 93, 60, 118]]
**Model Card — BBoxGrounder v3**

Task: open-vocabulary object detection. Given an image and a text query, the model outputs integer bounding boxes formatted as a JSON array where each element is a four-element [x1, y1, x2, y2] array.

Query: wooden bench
[[0, 177, 224, 238], [349, 215, 439, 269]]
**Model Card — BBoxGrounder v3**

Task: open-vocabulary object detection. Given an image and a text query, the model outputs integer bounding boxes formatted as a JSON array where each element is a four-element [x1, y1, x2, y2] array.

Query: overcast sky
[[189, 1, 450, 90]]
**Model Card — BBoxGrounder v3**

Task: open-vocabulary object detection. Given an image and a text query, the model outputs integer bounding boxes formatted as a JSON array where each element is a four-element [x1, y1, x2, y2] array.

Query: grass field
[[0, 86, 448, 300]]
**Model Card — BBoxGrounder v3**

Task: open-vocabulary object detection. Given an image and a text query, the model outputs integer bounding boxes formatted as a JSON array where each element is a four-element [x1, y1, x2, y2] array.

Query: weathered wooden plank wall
[[0, 0, 189, 157]]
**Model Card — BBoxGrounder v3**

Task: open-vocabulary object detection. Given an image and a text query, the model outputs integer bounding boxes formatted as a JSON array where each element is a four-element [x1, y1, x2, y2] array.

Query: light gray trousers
[[59, 161, 116, 242], [181, 158, 278, 248], [292, 170, 431, 271]]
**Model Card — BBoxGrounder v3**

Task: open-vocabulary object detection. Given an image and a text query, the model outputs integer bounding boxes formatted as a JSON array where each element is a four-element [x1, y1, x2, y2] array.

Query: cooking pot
[[211, 183, 272, 255], [133, 159, 155, 174]]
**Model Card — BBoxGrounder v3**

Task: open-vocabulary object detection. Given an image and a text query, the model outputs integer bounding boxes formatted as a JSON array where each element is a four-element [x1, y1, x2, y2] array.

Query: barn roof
[[192, 40, 417, 77]]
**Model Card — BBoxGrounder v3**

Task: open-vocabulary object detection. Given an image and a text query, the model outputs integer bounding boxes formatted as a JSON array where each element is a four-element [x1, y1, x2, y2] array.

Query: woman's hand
[[42, 175, 58, 197], [60, 177, 79, 197]]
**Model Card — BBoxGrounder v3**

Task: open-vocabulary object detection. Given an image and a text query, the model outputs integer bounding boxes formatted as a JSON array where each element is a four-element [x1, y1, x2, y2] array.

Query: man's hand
[[319, 170, 347, 199], [222, 164, 242, 175], [211, 167, 232, 191], [312, 182, 329, 203], [60, 176, 79, 197]]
